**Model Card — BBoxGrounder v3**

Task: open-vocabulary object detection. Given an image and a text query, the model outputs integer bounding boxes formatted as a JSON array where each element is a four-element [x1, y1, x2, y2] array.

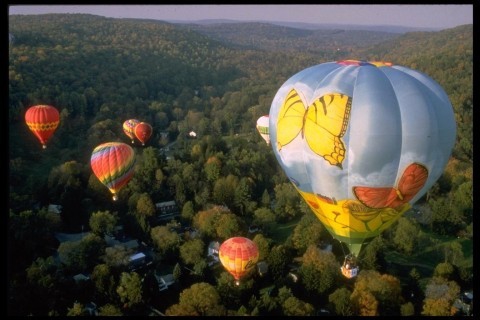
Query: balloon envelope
[[219, 237, 259, 284], [123, 119, 140, 143], [269, 60, 456, 257], [90, 142, 135, 201], [25, 105, 60, 149], [134, 122, 153, 146], [256, 115, 270, 144]]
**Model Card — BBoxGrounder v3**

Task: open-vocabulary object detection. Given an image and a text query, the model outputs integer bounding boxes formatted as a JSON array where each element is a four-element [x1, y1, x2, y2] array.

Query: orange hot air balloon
[[25, 105, 60, 149], [90, 142, 136, 201], [134, 122, 153, 146], [219, 237, 259, 285], [123, 119, 140, 144]]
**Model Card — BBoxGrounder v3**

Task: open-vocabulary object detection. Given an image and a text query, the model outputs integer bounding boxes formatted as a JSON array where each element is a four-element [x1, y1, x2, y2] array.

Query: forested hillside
[[8, 14, 472, 316]]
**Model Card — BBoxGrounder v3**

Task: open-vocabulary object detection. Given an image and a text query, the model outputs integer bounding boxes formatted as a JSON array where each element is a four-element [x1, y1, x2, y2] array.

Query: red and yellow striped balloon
[[90, 142, 135, 201], [25, 105, 60, 149], [219, 237, 259, 285]]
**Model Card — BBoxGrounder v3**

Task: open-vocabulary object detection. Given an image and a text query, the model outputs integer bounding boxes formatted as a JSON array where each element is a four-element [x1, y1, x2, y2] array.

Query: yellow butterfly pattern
[[276, 88, 352, 169]]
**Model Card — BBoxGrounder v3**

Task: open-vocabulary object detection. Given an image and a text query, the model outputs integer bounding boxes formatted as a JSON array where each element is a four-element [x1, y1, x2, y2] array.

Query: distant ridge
[[165, 19, 443, 33]]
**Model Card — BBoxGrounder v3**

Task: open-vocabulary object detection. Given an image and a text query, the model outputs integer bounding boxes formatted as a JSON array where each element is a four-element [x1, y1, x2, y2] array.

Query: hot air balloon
[[25, 105, 60, 149], [256, 115, 270, 144], [123, 119, 140, 144], [269, 60, 456, 278], [90, 142, 136, 201], [134, 122, 153, 146], [218, 237, 259, 285]]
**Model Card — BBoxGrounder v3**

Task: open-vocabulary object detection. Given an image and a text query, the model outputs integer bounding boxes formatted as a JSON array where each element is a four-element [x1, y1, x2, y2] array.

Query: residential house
[[154, 273, 175, 291], [155, 200, 180, 221]]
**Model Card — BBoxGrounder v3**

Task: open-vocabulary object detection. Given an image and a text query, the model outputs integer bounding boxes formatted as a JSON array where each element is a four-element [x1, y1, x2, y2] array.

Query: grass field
[[384, 229, 473, 288]]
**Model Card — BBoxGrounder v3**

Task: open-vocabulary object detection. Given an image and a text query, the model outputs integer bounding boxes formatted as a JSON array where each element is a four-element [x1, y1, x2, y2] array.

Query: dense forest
[[8, 14, 472, 316]]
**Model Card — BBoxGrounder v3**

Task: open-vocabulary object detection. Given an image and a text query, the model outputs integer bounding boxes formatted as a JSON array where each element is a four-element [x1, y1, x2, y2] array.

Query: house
[[257, 261, 268, 276], [48, 204, 63, 214], [155, 273, 175, 291], [208, 241, 220, 256], [128, 252, 146, 270], [248, 225, 261, 233], [155, 200, 180, 221], [207, 254, 219, 266], [123, 239, 140, 251], [73, 273, 90, 284], [85, 302, 98, 316], [207, 241, 220, 266]]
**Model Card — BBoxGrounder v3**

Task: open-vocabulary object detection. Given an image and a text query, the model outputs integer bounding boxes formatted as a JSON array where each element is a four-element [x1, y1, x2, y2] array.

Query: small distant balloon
[[134, 122, 153, 146], [256, 115, 270, 144], [25, 104, 60, 149], [123, 119, 140, 144]]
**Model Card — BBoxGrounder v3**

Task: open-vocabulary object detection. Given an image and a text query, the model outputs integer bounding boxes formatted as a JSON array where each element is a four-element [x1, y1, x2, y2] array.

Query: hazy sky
[[8, 4, 473, 30]]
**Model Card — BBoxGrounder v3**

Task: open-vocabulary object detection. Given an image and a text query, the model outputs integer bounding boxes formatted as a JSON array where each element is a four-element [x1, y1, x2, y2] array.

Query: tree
[[400, 302, 415, 316], [329, 287, 354, 316], [351, 270, 403, 316], [266, 244, 293, 281], [102, 245, 133, 269], [136, 193, 156, 217], [433, 262, 455, 280], [443, 241, 464, 267], [215, 212, 245, 239], [233, 177, 253, 216], [91, 263, 116, 299], [57, 233, 106, 272], [116, 271, 143, 309], [173, 262, 182, 282], [290, 213, 325, 255], [180, 238, 205, 266], [282, 296, 315, 316], [252, 233, 273, 261], [165, 282, 226, 316], [192, 206, 226, 239], [89, 210, 118, 237], [252, 207, 277, 234], [260, 189, 271, 208], [359, 235, 386, 271], [299, 245, 339, 295], [422, 276, 460, 316], [213, 174, 238, 205], [67, 301, 87, 316], [181, 200, 195, 222], [150, 225, 182, 259], [98, 304, 123, 316], [392, 217, 420, 255], [273, 183, 302, 222]]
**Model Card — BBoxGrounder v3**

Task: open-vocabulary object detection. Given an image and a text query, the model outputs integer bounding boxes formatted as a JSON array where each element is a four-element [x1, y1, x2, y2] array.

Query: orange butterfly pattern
[[352, 162, 428, 209]]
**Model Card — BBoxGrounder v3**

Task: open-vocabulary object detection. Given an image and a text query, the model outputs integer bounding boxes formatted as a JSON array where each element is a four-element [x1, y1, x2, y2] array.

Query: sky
[[8, 4, 473, 30]]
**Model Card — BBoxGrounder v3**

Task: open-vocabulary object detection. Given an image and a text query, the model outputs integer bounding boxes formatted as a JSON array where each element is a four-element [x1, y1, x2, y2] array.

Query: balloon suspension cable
[[338, 239, 347, 257]]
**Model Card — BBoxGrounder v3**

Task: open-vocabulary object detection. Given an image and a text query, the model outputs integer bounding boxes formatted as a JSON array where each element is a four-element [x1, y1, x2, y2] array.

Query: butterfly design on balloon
[[296, 162, 429, 233], [276, 88, 352, 169], [353, 162, 429, 210]]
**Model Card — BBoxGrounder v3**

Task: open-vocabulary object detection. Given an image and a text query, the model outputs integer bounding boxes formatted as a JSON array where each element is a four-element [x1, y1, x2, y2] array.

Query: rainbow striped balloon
[[90, 142, 135, 201], [219, 237, 259, 285]]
